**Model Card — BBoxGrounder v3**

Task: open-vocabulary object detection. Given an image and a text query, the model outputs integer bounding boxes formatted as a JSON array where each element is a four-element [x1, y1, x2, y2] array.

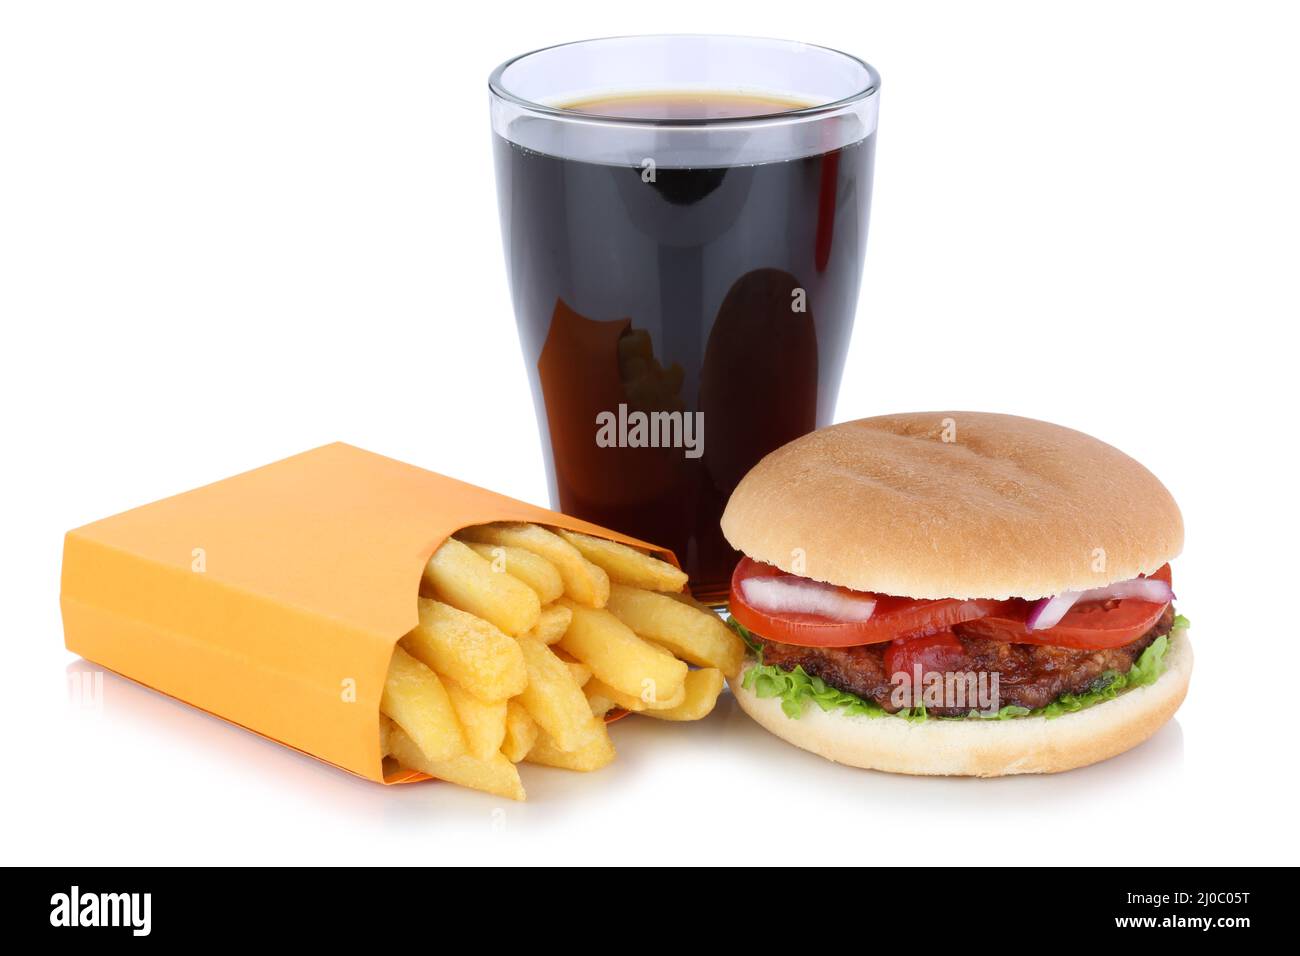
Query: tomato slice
[[884, 630, 967, 681], [958, 565, 1173, 650], [728, 558, 1005, 648]]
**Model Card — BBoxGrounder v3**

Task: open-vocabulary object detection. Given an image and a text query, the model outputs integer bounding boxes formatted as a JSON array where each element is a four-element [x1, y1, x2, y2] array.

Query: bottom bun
[[730, 629, 1193, 776]]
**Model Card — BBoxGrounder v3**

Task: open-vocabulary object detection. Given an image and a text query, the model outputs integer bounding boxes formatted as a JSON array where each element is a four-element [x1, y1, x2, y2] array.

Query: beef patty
[[755, 606, 1176, 716]]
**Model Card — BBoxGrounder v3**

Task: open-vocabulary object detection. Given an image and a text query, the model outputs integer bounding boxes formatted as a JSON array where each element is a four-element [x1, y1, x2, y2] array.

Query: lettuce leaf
[[728, 614, 1185, 723], [728, 616, 762, 655], [742, 660, 891, 720], [1033, 632, 1170, 718]]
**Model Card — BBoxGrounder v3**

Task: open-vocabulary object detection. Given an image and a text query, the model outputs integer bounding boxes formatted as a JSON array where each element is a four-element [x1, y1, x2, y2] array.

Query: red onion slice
[[1026, 593, 1081, 631], [740, 575, 877, 622], [1026, 575, 1175, 632], [1090, 578, 1177, 604]]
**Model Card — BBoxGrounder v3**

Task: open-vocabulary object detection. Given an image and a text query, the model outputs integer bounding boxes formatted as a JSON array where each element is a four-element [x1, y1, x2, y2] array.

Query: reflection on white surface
[[718, 689, 1185, 808], [62, 657, 1185, 853], [63, 660, 392, 816]]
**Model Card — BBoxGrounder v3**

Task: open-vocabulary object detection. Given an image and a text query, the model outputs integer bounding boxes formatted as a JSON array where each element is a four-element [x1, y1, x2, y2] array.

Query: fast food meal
[[60, 443, 743, 798], [720, 412, 1190, 776], [379, 521, 744, 799]]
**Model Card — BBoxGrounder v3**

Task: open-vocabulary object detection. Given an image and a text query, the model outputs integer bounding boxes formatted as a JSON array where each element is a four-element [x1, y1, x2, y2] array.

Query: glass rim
[[487, 33, 881, 128]]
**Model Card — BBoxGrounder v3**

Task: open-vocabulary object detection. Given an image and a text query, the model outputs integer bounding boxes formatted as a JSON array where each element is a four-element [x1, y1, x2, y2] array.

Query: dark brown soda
[[494, 91, 874, 603]]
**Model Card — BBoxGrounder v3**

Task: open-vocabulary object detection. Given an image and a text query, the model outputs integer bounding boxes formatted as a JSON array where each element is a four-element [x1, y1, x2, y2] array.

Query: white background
[[3, 1, 1297, 866]]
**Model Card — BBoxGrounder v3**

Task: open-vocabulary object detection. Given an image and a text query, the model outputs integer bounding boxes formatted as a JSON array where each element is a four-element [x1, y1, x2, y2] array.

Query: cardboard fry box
[[59, 443, 678, 784]]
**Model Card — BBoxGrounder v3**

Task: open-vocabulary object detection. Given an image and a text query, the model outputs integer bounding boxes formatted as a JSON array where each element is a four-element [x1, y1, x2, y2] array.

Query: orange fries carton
[[59, 443, 678, 784]]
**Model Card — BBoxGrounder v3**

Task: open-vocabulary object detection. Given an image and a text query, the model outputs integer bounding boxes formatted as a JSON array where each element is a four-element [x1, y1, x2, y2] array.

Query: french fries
[[381, 646, 466, 761], [382, 521, 729, 800], [585, 676, 686, 712], [462, 541, 565, 604], [387, 722, 525, 802], [526, 723, 616, 772], [605, 583, 745, 677], [639, 668, 725, 721], [564, 659, 593, 688], [404, 598, 527, 702], [502, 700, 539, 763], [557, 599, 688, 701], [556, 529, 688, 592], [459, 522, 610, 607], [423, 537, 541, 636], [585, 687, 617, 718], [516, 634, 602, 752], [524, 603, 571, 645], [444, 678, 508, 759]]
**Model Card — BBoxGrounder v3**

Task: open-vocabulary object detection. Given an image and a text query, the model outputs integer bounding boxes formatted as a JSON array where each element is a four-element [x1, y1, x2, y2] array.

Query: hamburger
[[720, 411, 1190, 776]]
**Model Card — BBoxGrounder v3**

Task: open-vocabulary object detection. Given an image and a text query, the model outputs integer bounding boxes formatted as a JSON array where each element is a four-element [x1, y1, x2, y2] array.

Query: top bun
[[720, 412, 1183, 600]]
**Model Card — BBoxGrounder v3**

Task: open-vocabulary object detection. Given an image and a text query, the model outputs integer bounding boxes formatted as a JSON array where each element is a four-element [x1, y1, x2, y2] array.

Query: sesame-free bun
[[720, 411, 1183, 600], [730, 629, 1193, 776]]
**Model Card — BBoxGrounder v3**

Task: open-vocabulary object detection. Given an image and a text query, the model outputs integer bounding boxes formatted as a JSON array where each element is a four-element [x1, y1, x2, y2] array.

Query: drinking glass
[[489, 35, 880, 603]]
